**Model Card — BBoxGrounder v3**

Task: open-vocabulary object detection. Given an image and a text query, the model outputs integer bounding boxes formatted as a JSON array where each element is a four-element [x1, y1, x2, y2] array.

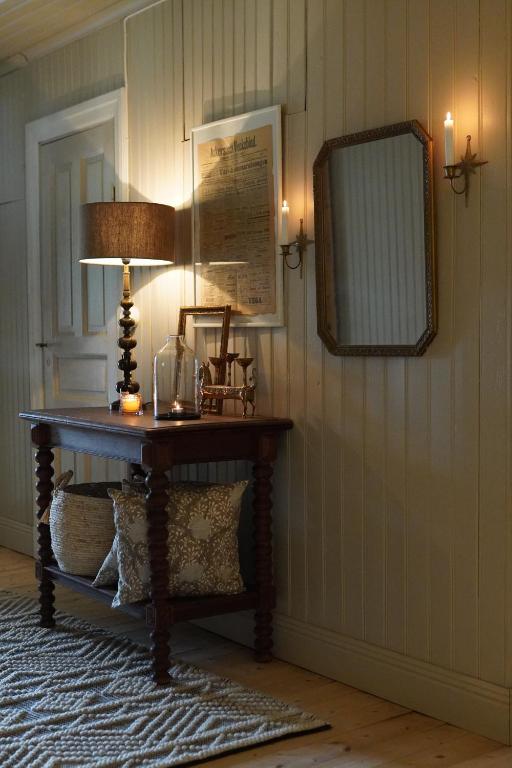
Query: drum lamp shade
[[80, 202, 174, 266]]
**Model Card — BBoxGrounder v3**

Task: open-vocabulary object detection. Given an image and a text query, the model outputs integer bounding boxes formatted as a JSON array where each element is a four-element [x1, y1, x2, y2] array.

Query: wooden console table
[[19, 407, 292, 685]]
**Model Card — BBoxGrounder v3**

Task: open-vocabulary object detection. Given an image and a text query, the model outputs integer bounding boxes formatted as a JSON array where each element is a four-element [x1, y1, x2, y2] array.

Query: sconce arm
[[280, 218, 314, 279], [444, 135, 488, 207]]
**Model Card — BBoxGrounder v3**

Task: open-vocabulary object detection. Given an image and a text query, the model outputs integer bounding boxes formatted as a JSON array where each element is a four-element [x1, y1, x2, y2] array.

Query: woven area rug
[[0, 592, 327, 767]]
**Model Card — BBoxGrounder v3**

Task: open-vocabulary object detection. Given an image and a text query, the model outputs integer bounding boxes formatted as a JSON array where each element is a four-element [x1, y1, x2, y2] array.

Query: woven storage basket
[[48, 471, 121, 577]]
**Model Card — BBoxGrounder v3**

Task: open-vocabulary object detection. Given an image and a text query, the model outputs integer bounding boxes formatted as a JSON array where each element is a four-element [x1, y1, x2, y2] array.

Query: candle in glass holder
[[120, 392, 143, 415], [170, 400, 183, 416]]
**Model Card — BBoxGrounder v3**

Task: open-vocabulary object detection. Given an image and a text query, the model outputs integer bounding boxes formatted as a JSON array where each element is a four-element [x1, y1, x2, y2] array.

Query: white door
[[39, 121, 122, 483]]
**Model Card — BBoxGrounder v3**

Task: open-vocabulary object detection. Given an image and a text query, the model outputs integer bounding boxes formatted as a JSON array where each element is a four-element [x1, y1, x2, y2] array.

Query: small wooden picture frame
[[178, 305, 232, 414]]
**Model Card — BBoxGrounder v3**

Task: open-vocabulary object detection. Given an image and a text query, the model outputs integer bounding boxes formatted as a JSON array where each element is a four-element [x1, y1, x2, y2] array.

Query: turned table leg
[[145, 467, 171, 685], [253, 435, 277, 662], [32, 425, 55, 628]]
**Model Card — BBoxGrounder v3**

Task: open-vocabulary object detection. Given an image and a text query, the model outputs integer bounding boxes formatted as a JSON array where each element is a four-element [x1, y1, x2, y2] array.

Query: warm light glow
[[195, 261, 247, 266], [281, 199, 289, 244], [120, 392, 143, 415], [80, 257, 173, 266], [170, 400, 183, 413], [444, 111, 455, 167]]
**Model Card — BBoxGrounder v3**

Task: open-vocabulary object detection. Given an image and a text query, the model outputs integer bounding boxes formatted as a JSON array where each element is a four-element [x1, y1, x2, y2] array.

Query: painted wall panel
[[0, 69, 26, 203], [24, 22, 124, 122], [428, 0, 456, 675], [451, 0, 480, 678], [0, 0, 511, 711], [0, 201, 32, 529], [124, 0, 512, 690], [478, 0, 510, 685], [0, 19, 124, 554]]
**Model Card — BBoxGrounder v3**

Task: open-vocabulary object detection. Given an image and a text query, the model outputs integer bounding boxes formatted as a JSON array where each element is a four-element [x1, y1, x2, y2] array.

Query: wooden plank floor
[[1, 546, 511, 767]]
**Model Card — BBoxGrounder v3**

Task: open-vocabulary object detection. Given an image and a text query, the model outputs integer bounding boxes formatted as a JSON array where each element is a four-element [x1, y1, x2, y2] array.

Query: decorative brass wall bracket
[[280, 218, 314, 279], [444, 135, 488, 207]]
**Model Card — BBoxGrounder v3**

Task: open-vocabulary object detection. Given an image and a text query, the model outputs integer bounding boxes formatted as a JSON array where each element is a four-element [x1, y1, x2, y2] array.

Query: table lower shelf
[[43, 564, 258, 625]]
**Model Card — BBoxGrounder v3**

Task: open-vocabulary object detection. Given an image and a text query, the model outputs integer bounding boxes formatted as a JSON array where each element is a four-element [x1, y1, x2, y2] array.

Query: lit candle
[[281, 200, 289, 244], [444, 112, 454, 166], [120, 392, 143, 415], [170, 400, 183, 415]]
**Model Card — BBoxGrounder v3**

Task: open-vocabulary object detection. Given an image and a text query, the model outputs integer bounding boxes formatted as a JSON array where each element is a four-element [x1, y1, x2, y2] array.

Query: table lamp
[[81, 202, 174, 408]]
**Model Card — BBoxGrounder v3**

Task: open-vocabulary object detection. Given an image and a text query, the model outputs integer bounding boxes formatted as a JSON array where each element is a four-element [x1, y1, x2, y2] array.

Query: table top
[[19, 407, 293, 439]]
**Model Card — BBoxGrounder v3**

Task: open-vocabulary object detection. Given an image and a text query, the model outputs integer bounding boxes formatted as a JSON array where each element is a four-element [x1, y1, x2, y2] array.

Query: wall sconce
[[443, 113, 488, 206], [280, 201, 314, 279]]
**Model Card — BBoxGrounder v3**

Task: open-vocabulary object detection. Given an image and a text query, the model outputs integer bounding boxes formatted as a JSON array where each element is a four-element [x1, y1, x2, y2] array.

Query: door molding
[[25, 88, 128, 409]]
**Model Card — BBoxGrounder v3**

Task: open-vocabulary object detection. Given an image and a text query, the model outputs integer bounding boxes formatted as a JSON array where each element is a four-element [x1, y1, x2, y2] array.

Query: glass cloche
[[153, 335, 201, 420]]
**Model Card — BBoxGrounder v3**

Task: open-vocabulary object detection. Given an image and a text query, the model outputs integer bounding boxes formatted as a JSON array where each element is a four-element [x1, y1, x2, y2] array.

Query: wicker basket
[[48, 471, 121, 577]]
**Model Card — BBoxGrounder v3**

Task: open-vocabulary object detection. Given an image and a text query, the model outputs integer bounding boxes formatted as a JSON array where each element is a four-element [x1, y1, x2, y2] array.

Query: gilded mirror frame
[[313, 120, 436, 356]]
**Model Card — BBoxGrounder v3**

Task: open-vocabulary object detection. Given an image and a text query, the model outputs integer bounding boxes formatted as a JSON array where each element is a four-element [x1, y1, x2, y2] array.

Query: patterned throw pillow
[[93, 481, 248, 607], [93, 539, 118, 586]]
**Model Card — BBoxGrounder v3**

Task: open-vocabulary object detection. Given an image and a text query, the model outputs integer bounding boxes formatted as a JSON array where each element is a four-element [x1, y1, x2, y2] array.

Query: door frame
[[25, 88, 128, 410]]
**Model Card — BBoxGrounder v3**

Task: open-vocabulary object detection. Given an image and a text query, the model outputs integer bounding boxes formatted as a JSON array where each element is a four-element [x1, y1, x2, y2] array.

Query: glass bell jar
[[153, 335, 201, 420]]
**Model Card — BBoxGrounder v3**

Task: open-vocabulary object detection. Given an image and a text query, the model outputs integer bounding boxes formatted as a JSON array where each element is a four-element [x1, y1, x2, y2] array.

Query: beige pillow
[[94, 481, 247, 606]]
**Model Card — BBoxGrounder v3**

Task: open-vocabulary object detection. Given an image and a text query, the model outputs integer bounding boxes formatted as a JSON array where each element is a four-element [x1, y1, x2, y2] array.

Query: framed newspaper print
[[191, 105, 284, 327]]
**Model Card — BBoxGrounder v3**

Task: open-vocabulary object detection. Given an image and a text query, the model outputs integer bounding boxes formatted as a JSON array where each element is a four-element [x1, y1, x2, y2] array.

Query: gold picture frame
[[178, 305, 232, 414]]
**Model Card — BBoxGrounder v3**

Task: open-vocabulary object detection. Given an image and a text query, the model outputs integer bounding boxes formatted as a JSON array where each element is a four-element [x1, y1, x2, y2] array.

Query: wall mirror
[[313, 120, 436, 356]]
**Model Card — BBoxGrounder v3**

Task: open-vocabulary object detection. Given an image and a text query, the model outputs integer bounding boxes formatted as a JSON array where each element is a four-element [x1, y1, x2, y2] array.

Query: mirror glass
[[313, 121, 435, 356]]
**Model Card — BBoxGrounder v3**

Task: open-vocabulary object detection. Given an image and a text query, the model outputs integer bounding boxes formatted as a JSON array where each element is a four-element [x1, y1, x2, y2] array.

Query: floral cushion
[[93, 541, 118, 586], [93, 481, 248, 607]]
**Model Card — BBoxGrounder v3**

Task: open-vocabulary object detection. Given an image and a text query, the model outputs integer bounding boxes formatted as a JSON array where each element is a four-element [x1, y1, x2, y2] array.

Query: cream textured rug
[[0, 592, 327, 767]]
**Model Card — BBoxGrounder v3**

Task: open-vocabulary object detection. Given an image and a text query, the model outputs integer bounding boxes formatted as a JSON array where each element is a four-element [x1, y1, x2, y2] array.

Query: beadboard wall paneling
[[428, 0, 454, 674], [450, 0, 480, 682], [478, 0, 510, 686], [24, 21, 124, 122], [0, 201, 32, 536], [0, 22, 124, 205], [0, 0, 510, 723], [0, 68, 26, 203], [0, 20, 125, 554], [125, 0, 512, 691], [321, 0, 344, 637]]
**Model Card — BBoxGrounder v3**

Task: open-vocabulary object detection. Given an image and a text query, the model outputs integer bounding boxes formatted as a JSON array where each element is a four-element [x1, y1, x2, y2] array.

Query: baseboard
[[0, 517, 33, 556], [196, 611, 511, 744]]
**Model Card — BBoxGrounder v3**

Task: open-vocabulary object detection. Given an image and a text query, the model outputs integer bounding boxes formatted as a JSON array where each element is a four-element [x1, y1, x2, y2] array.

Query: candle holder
[[120, 392, 143, 416], [280, 218, 314, 279], [226, 352, 239, 386], [199, 358, 257, 418], [444, 135, 488, 207], [202, 355, 226, 414], [235, 357, 254, 387], [208, 356, 224, 384], [153, 335, 201, 421]]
